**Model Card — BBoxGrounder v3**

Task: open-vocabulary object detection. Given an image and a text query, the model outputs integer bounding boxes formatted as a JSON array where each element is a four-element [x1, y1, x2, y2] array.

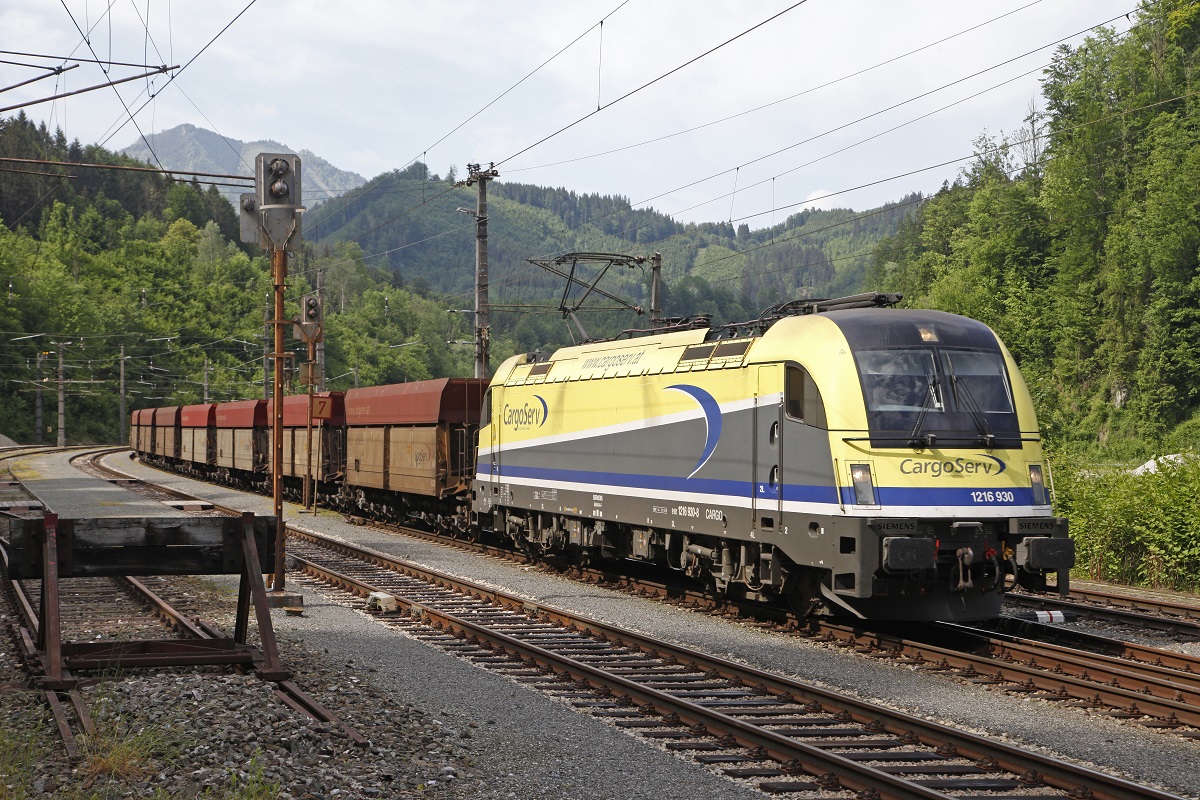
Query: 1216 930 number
[[970, 490, 1014, 503]]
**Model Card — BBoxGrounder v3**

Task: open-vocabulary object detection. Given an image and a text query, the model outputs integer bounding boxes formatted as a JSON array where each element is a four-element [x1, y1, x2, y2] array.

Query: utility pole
[[119, 345, 126, 445], [203, 354, 209, 403], [315, 268, 326, 392], [650, 251, 663, 326], [56, 347, 65, 447], [35, 350, 46, 443], [464, 163, 497, 379]]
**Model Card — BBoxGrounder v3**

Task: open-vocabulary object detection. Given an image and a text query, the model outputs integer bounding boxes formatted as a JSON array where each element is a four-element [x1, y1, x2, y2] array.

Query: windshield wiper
[[907, 374, 940, 449], [946, 367, 995, 448]]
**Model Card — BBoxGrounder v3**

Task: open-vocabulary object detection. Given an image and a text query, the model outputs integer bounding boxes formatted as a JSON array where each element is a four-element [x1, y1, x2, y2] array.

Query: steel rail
[[817, 621, 1200, 729], [288, 527, 1186, 800], [1008, 590, 1200, 637], [946, 620, 1200, 691]]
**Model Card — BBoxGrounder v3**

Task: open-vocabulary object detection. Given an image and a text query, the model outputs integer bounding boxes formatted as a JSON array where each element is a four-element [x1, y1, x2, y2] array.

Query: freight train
[[131, 293, 1073, 621]]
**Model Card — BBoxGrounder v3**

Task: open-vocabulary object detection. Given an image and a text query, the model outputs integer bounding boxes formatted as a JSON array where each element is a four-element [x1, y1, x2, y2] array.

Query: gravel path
[[25, 452, 1197, 799]]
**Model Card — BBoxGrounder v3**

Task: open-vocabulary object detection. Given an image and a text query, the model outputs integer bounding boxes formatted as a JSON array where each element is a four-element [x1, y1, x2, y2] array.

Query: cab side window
[[785, 365, 827, 428], [480, 388, 492, 427]]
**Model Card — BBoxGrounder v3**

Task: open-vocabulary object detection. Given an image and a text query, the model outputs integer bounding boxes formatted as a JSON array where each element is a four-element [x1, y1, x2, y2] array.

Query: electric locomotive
[[472, 293, 1073, 621]]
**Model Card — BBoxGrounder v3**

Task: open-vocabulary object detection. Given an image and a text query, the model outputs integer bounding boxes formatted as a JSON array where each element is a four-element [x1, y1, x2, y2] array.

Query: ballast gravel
[[83, 455, 1200, 799]]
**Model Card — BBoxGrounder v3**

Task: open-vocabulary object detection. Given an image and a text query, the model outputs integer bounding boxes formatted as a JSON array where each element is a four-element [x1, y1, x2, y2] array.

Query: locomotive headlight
[[850, 463, 876, 506], [1029, 464, 1048, 505]]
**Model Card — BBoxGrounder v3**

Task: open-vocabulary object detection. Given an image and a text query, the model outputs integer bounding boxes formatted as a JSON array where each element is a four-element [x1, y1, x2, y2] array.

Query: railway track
[[0, 544, 227, 758], [109, 450, 1200, 735], [1008, 586, 1200, 638], [283, 526, 1183, 800], [350, 513, 1200, 734], [811, 619, 1200, 733], [98, 453, 1200, 776]]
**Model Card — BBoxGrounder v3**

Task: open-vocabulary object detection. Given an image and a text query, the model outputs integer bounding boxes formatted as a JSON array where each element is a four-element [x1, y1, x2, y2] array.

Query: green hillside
[[305, 165, 913, 343]]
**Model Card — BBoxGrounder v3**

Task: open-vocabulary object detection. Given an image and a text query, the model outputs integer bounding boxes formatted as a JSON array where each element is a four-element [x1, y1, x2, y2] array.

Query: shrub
[[1053, 455, 1200, 590]]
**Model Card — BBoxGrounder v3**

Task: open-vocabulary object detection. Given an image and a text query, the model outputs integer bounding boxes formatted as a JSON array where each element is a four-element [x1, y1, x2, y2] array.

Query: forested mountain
[[869, 0, 1200, 457], [0, 112, 242, 246], [120, 123, 366, 205], [304, 163, 909, 337]]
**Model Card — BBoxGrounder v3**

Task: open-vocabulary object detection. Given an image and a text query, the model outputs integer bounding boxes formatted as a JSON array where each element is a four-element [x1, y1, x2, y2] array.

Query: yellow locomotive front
[[753, 304, 1073, 620]]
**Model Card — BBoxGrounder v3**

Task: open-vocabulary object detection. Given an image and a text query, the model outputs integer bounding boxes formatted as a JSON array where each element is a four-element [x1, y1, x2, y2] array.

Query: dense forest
[[868, 1, 1200, 458]]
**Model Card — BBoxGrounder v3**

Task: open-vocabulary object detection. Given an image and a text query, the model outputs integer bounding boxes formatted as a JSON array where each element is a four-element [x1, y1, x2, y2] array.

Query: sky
[[2, 0, 1139, 227]]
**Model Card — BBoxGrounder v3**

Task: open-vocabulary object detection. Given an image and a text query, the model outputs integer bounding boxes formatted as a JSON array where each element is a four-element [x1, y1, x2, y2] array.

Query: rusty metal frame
[[20, 512, 287, 683], [3, 510, 369, 755]]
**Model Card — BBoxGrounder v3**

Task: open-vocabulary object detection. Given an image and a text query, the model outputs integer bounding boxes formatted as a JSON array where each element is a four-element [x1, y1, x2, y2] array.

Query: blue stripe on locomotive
[[494, 463, 1035, 508]]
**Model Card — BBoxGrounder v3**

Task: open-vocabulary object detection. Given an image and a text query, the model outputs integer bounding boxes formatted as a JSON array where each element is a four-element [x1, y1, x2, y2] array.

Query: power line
[[627, 6, 1141, 218], [505, 0, 1047, 176], [94, 0, 259, 151], [57, 0, 165, 169], [0, 49, 164, 69], [309, 1, 632, 239], [323, 2, 1100, 258], [493, 1, 810, 170], [313, 3, 811, 248], [0, 155, 250, 182]]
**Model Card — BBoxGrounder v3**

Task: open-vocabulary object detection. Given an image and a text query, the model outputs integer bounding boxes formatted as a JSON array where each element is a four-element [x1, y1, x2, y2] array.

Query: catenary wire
[[492, 1, 810, 170]]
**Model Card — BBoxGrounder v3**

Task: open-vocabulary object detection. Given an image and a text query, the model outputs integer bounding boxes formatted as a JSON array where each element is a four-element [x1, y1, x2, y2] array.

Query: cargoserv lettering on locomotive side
[[899, 454, 1006, 478]]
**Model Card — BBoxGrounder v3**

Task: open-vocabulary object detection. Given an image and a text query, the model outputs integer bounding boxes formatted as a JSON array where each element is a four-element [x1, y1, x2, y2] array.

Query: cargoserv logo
[[502, 395, 548, 430], [899, 454, 1006, 478]]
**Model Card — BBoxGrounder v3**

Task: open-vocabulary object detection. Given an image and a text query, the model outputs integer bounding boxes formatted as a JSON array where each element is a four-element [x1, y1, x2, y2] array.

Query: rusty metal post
[[240, 513, 288, 680], [304, 340, 315, 510], [271, 248, 287, 591], [39, 513, 62, 683]]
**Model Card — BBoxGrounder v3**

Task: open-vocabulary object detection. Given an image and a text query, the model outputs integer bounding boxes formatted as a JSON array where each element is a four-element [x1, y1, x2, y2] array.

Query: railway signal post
[[242, 153, 304, 598], [295, 294, 323, 511]]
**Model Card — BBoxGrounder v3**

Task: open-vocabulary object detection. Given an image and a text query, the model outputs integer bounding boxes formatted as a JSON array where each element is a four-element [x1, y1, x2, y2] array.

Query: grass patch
[[80, 723, 178, 783], [0, 701, 55, 800]]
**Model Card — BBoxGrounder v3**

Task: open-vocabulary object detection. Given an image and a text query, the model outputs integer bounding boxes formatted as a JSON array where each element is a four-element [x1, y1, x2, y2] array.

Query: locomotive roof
[[494, 307, 1003, 387], [818, 308, 1001, 352]]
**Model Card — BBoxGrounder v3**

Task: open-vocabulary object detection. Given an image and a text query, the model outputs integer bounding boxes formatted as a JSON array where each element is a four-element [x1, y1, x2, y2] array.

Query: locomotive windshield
[[856, 347, 1018, 448]]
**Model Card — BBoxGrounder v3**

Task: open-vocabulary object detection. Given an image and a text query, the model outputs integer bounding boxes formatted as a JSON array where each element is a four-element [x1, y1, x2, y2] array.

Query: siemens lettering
[[900, 456, 1006, 478], [503, 395, 548, 430]]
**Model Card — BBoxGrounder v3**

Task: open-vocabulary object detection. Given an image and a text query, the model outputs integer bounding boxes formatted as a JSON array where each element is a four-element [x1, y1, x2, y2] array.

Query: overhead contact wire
[[493, 0, 810, 169], [506, 0, 1047, 175], [311, 0, 632, 237]]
